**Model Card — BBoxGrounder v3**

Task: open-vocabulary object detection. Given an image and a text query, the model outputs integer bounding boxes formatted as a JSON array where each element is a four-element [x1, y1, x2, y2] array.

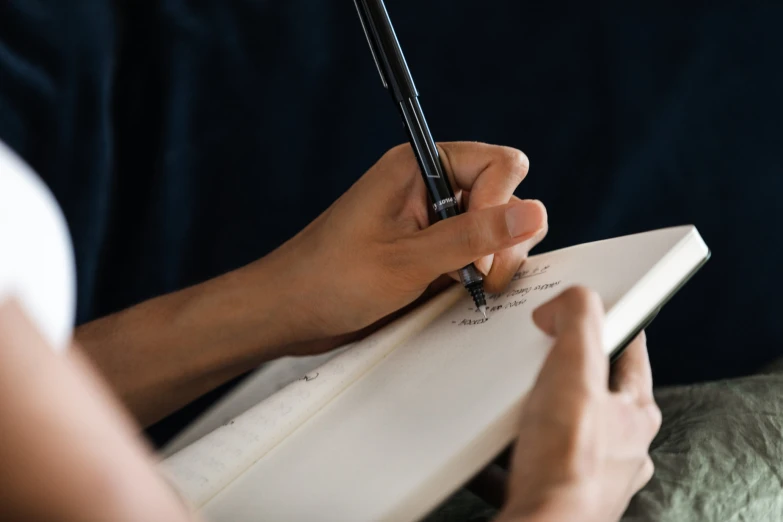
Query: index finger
[[531, 287, 608, 397], [438, 142, 530, 210], [438, 142, 538, 286]]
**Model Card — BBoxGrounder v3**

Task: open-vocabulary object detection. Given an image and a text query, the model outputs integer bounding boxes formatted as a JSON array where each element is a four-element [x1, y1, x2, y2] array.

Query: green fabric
[[424, 360, 783, 521], [424, 489, 497, 522], [623, 362, 783, 522]]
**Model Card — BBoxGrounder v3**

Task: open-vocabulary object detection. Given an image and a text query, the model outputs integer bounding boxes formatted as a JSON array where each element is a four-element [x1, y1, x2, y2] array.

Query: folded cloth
[[623, 359, 783, 522]]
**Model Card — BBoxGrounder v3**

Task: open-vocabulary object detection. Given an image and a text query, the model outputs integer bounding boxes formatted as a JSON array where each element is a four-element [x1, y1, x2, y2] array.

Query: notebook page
[[201, 226, 700, 522], [162, 351, 343, 457], [160, 283, 463, 508]]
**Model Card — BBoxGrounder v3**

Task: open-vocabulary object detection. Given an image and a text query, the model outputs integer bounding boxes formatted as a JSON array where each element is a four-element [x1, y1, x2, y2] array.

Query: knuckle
[[379, 242, 412, 275], [459, 215, 488, 256], [381, 144, 422, 182], [533, 220, 549, 242], [561, 286, 603, 316], [500, 146, 530, 179], [645, 402, 663, 434], [387, 142, 412, 158], [641, 456, 655, 484], [562, 421, 599, 479], [483, 273, 511, 295], [377, 242, 426, 290], [383, 143, 416, 169], [532, 400, 598, 480]]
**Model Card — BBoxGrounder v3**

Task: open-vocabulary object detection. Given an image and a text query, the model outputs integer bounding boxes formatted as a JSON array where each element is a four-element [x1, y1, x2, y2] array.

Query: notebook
[[161, 225, 710, 521]]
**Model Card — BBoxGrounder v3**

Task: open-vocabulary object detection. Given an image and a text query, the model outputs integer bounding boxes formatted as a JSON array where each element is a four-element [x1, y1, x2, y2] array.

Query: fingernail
[[505, 201, 541, 238]]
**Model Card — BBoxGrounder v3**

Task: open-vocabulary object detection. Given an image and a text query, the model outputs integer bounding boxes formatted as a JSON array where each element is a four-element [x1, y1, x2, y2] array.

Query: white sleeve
[[0, 139, 75, 353]]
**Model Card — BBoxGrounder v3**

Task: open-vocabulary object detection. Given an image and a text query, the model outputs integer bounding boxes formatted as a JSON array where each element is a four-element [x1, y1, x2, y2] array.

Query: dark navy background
[[1, 1, 781, 446]]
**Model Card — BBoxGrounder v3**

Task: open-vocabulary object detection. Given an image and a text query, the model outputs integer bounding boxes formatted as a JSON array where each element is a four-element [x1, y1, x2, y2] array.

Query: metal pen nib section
[[461, 266, 488, 317]]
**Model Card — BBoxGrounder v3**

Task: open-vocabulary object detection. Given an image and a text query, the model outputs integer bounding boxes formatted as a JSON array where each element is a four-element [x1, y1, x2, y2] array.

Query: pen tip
[[479, 305, 487, 319]]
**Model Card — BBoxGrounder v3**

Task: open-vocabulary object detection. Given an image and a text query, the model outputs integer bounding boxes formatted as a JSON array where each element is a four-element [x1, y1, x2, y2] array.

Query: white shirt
[[0, 139, 75, 352]]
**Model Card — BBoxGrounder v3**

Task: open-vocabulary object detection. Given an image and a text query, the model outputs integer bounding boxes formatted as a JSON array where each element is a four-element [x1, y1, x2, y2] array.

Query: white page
[[162, 352, 343, 457], [200, 226, 707, 522], [160, 284, 463, 507]]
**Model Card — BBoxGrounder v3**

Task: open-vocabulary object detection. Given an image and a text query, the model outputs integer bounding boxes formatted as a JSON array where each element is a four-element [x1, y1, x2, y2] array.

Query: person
[[0, 140, 660, 521], [73, 142, 549, 427], [0, 289, 658, 522]]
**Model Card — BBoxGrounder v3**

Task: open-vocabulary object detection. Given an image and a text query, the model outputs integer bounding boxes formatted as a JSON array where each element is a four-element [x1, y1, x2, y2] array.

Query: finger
[[531, 287, 608, 396], [439, 143, 532, 277], [459, 189, 496, 278], [445, 196, 548, 291], [632, 456, 655, 493], [438, 142, 530, 205], [482, 212, 549, 293], [609, 455, 655, 522], [610, 331, 654, 405], [612, 392, 662, 452], [407, 199, 546, 280]]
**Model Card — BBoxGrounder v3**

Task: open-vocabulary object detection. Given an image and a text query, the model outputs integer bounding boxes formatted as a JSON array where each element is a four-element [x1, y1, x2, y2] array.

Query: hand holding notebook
[[259, 142, 547, 351], [163, 225, 709, 521], [498, 294, 660, 522]]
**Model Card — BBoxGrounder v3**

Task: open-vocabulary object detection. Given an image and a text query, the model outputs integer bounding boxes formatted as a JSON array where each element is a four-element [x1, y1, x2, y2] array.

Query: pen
[[352, 0, 488, 318]]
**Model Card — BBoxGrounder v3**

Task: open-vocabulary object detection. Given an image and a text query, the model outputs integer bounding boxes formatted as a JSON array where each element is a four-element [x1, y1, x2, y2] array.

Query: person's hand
[[254, 142, 547, 349], [72, 141, 547, 425], [497, 287, 662, 522]]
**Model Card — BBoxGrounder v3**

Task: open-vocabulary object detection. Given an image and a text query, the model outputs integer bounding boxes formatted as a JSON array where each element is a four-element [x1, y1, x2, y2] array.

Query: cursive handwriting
[[457, 279, 563, 327], [512, 264, 551, 281]]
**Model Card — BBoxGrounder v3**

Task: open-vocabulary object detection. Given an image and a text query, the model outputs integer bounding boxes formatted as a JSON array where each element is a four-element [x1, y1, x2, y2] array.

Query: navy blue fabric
[[1, 1, 781, 446]]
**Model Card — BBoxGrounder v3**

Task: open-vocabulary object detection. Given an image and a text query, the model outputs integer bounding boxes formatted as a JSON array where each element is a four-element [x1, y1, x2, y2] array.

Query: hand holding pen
[[352, 0, 545, 316]]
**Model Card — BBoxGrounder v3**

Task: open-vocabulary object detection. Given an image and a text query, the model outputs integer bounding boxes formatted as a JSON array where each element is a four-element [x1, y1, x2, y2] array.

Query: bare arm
[[74, 252, 351, 428], [77, 142, 547, 428], [0, 300, 199, 521], [497, 288, 661, 522]]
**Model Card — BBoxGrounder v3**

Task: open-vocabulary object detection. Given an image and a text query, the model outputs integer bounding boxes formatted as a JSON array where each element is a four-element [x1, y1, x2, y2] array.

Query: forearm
[[0, 302, 197, 522], [75, 255, 317, 427]]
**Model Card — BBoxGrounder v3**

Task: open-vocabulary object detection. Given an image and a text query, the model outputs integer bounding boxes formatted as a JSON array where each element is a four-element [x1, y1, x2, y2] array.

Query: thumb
[[531, 287, 608, 397], [409, 199, 546, 280]]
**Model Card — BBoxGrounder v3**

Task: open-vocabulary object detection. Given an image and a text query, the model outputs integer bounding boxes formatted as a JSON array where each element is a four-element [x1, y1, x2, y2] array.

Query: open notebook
[[161, 225, 710, 521]]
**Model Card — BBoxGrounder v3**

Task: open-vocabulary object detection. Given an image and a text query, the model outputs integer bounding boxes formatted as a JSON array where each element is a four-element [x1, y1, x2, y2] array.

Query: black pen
[[353, 0, 488, 318]]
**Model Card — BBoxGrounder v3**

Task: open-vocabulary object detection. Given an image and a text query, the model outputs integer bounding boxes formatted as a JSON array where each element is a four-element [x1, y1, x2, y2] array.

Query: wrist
[[209, 259, 314, 360], [233, 239, 342, 357]]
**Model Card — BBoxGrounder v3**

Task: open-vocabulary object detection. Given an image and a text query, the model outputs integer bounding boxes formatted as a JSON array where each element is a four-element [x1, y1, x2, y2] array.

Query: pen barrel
[[398, 97, 459, 221], [398, 97, 485, 290], [354, 0, 486, 306]]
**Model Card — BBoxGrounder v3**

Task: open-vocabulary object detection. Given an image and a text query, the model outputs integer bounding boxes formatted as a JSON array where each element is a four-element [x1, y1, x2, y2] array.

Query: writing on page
[[454, 263, 561, 327]]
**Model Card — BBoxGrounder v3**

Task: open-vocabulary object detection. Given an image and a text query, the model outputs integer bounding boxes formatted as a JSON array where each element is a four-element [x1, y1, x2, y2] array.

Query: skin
[[0, 300, 198, 522], [497, 288, 661, 522], [75, 142, 549, 426], [0, 142, 660, 519], [0, 289, 659, 522]]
